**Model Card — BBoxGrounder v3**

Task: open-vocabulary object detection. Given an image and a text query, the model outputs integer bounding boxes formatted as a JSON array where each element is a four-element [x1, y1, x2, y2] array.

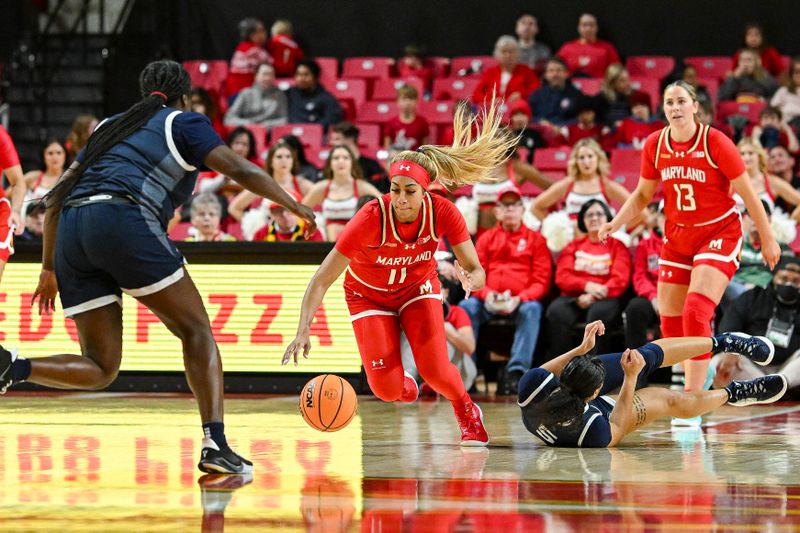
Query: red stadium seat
[[275, 77, 295, 91], [626, 56, 676, 81], [684, 56, 733, 81], [610, 148, 643, 192], [168, 222, 193, 241], [781, 55, 791, 74], [419, 100, 455, 125], [533, 146, 572, 173], [432, 78, 480, 101], [307, 146, 330, 169], [342, 57, 395, 80], [371, 77, 426, 101], [571, 78, 602, 96], [717, 101, 767, 125], [630, 77, 661, 112], [355, 123, 381, 149], [329, 78, 368, 114], [243, 124, 268, 161], [450, 56, 497, 77], [429, 56, 451, 78], [183, 60, 228, 94], [315, 56, 339, 83], [270, 123, 324, 150], [698, 77, 720, 106], [358, 101, 398, 124]]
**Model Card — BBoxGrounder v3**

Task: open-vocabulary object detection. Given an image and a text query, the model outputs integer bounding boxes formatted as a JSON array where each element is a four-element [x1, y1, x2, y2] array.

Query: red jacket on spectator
[[226, 41, 271, 97], [733, 47, 784, 78], [613, 118, 665, 148], [556, 236, 631, 297], [267, 34, 305, 78], [472, 65, 540, 105], [632, 232, 662, 300], [474, 224, 552, 302], [397, 61, 435, 92], [563, 123, 610, 147], [556, 39, 621, 78]]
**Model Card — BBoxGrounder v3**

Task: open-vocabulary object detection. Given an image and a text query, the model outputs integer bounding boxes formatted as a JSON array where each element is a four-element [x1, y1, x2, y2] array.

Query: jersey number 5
[[388, 267, 407, 285], [673, 183, 696, 211]]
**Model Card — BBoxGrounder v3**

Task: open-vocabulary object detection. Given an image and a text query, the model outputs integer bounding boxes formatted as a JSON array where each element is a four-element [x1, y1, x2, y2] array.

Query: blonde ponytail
[[390, 96, 519, 188]]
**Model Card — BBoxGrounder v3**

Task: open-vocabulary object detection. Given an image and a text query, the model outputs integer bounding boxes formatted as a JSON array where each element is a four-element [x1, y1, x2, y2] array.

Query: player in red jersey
[[0, 126, 28, 279], [283, 101, 517, 446], [599, 81, 780, 402]]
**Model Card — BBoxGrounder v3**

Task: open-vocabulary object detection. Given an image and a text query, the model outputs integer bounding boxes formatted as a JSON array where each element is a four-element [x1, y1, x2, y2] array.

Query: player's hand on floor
[[282, 331, 311, 366], [31, 269, 58, 316]]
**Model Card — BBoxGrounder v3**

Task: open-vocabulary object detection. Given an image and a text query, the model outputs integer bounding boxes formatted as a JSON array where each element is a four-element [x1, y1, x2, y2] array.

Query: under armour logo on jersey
[[399, 164, 411, 171], [371, 359, 385, 368], [404, 243, 415, 250], [419, 279, 432, 295], [708, 238, 723, 250], [674, 151, 686, 158]]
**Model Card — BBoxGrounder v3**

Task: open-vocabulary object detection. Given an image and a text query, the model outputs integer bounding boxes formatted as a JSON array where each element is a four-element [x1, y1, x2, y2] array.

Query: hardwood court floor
[[1, 392, 799, 532]]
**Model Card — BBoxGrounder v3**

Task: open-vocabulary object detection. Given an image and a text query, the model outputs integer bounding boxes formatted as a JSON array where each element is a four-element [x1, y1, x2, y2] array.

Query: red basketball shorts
[[0, 198, 14, 263], [658, 212, 742, 285], [345, 275, 442, 320]]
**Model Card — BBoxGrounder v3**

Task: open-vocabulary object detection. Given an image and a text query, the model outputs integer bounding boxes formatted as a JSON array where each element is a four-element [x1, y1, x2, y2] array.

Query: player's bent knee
[[367, 378, 403, 402]]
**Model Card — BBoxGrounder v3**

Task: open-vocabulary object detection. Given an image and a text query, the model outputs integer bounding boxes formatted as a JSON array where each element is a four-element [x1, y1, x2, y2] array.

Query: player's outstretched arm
[[540, 320, 605, 375], [451, 240, 485, 299], [5, 163, 26, 235], [598, 178, 657, 242], [608, 349, 646, 447], [282, 249, 350, 366], [204, 145, 318, 237]]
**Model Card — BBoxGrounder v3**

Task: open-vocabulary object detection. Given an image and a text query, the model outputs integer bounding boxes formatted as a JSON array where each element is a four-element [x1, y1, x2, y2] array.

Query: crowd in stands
[[6, 11, 800, 397]]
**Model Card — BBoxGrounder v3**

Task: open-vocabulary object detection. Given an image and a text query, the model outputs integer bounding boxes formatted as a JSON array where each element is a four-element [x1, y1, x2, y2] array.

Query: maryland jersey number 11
[[388, 267, 407, 285]]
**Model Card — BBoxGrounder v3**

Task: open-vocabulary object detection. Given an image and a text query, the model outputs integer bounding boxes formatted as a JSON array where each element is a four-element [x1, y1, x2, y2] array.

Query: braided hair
[[534, 356, 606, 428], [46, 60, 192, 210]]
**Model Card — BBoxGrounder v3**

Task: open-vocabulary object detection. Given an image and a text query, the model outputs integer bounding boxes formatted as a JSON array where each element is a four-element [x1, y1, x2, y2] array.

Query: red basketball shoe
[[452, 394, 489, 446]]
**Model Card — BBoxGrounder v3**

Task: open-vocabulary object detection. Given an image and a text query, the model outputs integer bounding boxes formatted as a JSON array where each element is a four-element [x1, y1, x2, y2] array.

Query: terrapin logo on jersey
[[419, 279, 432, 295], [708, 238, 723, 250], [417, 235, 431, 245]]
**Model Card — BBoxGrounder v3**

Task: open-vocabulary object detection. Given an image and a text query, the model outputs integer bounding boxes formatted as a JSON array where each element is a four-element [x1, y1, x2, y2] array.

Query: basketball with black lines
[[300, 375, 358, 432]]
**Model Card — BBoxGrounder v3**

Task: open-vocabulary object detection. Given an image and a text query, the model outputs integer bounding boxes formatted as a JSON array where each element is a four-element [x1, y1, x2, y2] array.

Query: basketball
[[299, 375, 358, 432]]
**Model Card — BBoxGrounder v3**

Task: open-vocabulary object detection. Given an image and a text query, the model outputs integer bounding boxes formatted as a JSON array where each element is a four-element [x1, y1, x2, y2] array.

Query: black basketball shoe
[[714, 333, 775, 366], [725, 374, 788, 407], [198, 438, 254, 474], [0, 346, 18, 394]]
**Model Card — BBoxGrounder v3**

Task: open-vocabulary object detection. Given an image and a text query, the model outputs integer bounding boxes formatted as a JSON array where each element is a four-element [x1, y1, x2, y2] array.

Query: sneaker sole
[[403, 371, 419, 402], [729, 374, 789, 407], [198, 461, 254, 475], [671, 416, 702, 427]]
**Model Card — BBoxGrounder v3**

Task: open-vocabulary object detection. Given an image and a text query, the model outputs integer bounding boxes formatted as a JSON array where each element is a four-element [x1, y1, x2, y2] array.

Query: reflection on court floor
[[1, 393, 798, 531]]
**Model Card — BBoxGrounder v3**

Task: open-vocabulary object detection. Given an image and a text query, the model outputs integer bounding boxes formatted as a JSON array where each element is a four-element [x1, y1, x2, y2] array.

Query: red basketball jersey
[[0, 126, 20, 199], [641, 123, 745, 226], [335, 193, 470, 295]]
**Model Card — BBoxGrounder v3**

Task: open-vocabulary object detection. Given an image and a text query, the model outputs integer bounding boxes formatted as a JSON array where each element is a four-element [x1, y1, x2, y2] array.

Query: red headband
[[150, 91, 168, 101], [389, 160, 430, 189]]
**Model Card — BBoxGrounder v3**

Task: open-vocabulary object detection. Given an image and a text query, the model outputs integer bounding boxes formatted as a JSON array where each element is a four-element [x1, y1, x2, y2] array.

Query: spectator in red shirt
[[383, 85, 430, 150], [226, 18, 270, 98], [460, 185, 552, 395], [623, 203, 664, 348], [472, 35, 539, 106], [190, 88, 226, 137], [252, 195, 324, 242], [561, 96, 610, 146], [733, 23, 785, 79], [556, 13, 621, 79], [267, 19, 305, 78], [545, 199, 631, 357], [397, 44, 435, 94], [612, 92, 664, 149]]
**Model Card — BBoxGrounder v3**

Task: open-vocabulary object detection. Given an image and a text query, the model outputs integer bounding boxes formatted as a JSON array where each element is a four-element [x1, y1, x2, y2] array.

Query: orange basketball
[[299, 374, 358, 432]]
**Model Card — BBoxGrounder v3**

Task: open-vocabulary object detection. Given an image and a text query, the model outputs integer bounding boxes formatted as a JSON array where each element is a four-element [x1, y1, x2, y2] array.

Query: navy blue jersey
[[517, 368, 614, 448], [70, 108, 223, 227]]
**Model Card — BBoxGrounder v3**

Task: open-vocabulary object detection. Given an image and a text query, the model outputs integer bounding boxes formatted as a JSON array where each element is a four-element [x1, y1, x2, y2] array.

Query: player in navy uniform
[[0, 60, 317, 474], [518, 321, 787, 447]]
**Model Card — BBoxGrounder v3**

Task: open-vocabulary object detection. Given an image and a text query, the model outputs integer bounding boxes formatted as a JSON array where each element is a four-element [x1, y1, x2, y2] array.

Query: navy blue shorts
[[55, 202, 185, 317], [597, 343, 665, 396]]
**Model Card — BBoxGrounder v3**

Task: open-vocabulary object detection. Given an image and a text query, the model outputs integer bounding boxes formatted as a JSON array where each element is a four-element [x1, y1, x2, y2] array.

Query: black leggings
[[546, 296, 623, 358], [597, 343, 665, 396]]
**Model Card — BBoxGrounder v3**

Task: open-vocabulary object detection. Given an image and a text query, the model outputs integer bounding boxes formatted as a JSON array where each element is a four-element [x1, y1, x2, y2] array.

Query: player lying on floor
[[518, 321, 788, 447]]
